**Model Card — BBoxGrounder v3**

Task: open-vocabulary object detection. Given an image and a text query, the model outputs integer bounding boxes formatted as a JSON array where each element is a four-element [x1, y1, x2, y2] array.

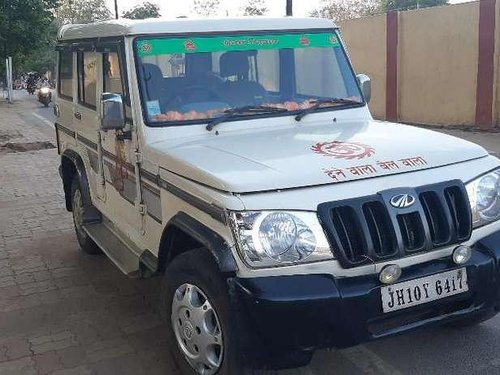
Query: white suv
[[54, 17, 500, 374]]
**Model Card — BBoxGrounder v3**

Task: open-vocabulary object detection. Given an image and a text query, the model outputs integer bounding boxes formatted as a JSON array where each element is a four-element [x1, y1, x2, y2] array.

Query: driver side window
[[103, 52, 131, 120]]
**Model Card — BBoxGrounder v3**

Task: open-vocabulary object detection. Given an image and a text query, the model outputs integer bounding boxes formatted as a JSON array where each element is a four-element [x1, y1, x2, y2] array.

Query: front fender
[[159, 212, 238, 274]]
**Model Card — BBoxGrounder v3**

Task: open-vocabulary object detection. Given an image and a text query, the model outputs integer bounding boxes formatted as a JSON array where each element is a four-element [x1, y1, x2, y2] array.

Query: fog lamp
[[453, 245, 472, 265], [379, 264, 402, 285]]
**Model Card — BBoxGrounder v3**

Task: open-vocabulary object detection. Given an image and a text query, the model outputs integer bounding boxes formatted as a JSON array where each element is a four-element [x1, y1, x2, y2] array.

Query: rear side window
[[77, 52, 98, 109], [58, 51, 73, 100]]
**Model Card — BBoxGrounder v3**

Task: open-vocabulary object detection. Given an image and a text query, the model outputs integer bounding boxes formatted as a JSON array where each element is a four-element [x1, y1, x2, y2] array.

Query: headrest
[[187, 53, 212, 74], [219, 51, 249, 79], [142, 63, 163, 81]]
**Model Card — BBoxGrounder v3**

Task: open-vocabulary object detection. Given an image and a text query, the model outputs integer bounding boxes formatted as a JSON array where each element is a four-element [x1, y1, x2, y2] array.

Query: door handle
[[74, 112, 82, 120]]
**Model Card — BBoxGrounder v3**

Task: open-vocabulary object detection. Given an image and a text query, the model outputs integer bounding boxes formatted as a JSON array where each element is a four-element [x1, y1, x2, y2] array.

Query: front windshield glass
[[135, 31, 363, 125]]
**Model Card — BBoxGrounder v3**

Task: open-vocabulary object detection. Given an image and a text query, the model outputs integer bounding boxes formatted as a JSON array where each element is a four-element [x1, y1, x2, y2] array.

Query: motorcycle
[[37, 87, 52, 107]]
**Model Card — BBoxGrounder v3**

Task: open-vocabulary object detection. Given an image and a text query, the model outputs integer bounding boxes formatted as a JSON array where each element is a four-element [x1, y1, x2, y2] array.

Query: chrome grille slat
[[317, 180, 472, 268]]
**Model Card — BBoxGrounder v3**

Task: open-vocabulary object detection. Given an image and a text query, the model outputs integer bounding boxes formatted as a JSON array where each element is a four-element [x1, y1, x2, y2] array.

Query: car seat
[[141, 63, 168, 111], [216, 51, 269, 107]]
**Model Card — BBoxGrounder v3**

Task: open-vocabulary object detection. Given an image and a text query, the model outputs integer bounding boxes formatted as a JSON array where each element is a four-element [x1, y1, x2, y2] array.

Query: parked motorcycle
[[37, 87, 52, 107]]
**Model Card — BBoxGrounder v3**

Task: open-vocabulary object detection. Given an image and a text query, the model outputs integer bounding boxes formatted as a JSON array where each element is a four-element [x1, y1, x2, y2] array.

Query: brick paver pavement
[[0, 98, 176, 375], [0, 96, 320, 375], [2, 93, 500, 375]]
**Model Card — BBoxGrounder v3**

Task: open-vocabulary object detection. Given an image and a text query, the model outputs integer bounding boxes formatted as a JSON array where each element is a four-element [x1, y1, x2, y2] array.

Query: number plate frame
[[381, 268, 468, 313]]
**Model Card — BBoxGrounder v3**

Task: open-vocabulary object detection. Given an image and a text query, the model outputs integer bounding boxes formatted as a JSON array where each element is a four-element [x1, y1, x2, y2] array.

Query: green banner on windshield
[[137, 32, 341, 57]]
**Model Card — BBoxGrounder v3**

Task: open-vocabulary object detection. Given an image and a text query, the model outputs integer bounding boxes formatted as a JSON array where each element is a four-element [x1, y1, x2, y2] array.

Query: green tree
[[192, 0, 220, 16], [56, 0, 111, 25], [242, 0, 268, 16], [20, 21, 59, 74], [0, 0, 60, 75], [123, 2, 161, 19], [382, 0, 447, 11], [311, 0, 382, 22]]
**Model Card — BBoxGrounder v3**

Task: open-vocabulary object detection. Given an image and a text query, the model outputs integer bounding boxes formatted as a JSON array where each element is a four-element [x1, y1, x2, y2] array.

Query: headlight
[[230, 211, 334, 268], [40, 87, 50, 94], [466, 168, 500, 227]]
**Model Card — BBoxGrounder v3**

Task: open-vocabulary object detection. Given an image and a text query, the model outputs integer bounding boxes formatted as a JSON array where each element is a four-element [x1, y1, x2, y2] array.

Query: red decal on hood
[[399, 156, 427, 167], [323, 156, 429, 182], [311, 141, 375, 160]]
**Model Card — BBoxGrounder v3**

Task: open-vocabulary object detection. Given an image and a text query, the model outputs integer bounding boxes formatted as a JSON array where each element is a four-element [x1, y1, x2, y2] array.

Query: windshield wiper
[[206, 105, 288, 131], [294, 98, 362, 122]]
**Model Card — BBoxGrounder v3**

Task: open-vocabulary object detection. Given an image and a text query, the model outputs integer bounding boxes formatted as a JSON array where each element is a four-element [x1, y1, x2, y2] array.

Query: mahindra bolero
[[54, 17, 500, 374]]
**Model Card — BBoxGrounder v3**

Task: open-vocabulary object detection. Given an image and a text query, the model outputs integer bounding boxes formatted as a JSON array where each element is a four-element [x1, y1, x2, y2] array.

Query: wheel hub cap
[[171, 283, 224, 375], [183, 321, 194, 340]]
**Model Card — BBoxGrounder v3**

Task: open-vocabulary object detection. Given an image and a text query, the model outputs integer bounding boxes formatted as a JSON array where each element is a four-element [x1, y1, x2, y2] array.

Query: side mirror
[[357, 74, 371, 103], [100, 93, 125, 131]]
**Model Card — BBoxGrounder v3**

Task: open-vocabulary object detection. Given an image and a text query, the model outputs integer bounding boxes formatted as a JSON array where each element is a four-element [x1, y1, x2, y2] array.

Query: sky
[[106, 0, 472, 18], [106, 0, 322, 18]]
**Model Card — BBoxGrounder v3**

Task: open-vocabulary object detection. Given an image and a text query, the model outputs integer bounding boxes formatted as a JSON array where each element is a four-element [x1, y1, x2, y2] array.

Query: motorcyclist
[[26, 73, 38, 95]]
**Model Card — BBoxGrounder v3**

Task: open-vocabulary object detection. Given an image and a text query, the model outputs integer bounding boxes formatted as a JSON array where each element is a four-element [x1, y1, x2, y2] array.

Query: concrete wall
[[339, 15, 387, 120], [399, 3, 479, 125], [338, 1, 498, 129], [495, 0, 500, 125]]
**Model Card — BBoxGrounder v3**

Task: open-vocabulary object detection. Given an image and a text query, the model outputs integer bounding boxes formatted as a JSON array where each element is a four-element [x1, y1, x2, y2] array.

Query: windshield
[[135, 31, 363, 125]]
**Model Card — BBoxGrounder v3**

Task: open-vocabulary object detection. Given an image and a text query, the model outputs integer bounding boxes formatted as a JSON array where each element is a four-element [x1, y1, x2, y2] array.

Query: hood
[[149, 120, 488, 193]]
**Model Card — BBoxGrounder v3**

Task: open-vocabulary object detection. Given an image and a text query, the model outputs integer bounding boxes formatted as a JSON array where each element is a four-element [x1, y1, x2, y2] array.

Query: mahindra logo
[[390, 194, 416, 209]]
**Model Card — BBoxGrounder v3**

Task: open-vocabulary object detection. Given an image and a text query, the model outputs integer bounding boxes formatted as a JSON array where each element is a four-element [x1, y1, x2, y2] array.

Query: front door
[[73, 50, 104, 200], [96, 43, 144, 244]]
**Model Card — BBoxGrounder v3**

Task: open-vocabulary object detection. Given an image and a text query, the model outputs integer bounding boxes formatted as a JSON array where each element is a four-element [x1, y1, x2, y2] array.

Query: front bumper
[[232, 230, 500, 365]]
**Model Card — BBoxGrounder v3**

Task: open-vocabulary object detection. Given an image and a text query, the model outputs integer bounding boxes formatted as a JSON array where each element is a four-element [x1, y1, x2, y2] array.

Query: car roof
[[57, 17, 337, 41]]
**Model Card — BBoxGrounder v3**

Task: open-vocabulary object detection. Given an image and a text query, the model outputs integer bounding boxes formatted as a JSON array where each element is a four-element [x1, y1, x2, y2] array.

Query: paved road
[[1, 91, 500, 375]]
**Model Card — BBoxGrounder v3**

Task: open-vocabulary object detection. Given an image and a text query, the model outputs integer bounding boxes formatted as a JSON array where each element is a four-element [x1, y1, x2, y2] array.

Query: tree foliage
[[311, 0, 382, 22], [382, 0, 447, 11], [0, 0, 60, 74], [21, 23, 59, 73], [192, 0, 220, 16], [56, 0, 112, 25], [242, 0, 268, 16], [123, 2, 161, 19]]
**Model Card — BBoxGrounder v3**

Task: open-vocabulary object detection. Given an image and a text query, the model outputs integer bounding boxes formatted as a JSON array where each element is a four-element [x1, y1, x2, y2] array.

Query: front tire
[[161, 249, 243, 375], [71, 176, 101, 255]]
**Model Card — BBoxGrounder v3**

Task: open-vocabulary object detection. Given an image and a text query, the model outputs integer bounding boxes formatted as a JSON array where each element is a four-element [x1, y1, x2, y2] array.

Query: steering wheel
[[170, 85, 225, 107]]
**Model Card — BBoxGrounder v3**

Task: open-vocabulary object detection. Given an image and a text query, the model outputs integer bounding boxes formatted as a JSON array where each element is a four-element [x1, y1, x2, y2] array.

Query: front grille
[[363, 201, 398, 258], [330, 206, 367, 264], [317, 180, 472, 268], [397, 212, 425, 252]]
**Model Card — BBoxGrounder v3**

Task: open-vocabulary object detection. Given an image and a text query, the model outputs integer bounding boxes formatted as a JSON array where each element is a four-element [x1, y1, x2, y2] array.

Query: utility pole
[[5, 57, 13, 103], [286, 0, 293, 16], [114, 0, 119, 19]]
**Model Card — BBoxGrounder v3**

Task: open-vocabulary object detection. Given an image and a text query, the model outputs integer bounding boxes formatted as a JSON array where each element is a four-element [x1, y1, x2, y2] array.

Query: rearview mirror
[[101, 93, 125, 131], [357, 74, 371, 103]]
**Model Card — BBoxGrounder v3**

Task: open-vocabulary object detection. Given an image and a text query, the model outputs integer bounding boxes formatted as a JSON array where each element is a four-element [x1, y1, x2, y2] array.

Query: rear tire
[[160, 249, 243, 375], [71, 176, 101, 255]]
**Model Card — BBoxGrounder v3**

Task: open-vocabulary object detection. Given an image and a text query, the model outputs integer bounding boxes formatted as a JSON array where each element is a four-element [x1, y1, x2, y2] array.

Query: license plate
[[381, 268, 468, 313]]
